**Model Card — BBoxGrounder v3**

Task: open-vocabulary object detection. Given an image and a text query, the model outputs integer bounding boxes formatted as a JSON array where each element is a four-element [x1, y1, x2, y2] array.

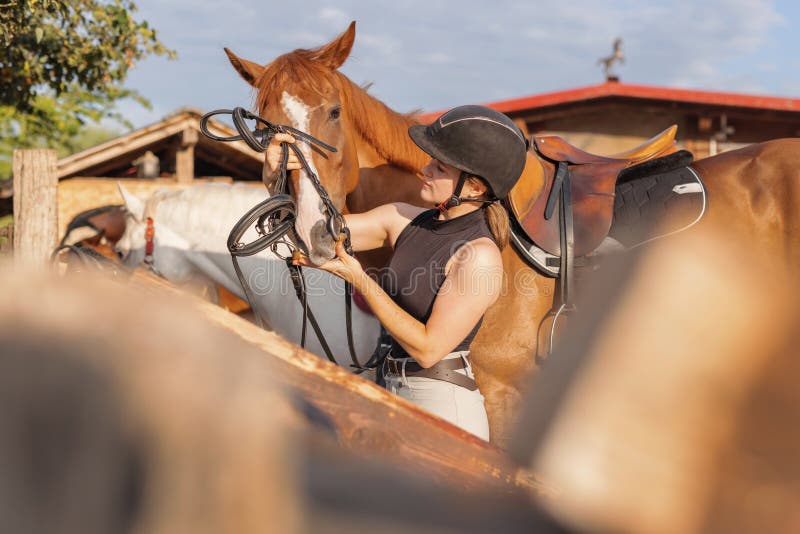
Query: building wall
[[528, 104, 690, 158], [517, 101, 800, 161]]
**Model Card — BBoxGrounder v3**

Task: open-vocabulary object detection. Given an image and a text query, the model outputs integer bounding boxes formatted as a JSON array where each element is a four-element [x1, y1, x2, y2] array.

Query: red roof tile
[[417, 81, 800, 122]]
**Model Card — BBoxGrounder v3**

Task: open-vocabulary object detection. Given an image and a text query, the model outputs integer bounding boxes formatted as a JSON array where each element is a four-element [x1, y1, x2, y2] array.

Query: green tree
[[0, 0, 175, 178]]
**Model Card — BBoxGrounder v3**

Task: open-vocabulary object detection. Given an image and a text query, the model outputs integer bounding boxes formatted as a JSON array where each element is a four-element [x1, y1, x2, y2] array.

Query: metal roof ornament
[[598, 38, 625, 82]]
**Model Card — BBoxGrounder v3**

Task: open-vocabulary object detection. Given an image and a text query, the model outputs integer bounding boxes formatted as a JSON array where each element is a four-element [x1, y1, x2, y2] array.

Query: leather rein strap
[[201, 108, 370, 372]]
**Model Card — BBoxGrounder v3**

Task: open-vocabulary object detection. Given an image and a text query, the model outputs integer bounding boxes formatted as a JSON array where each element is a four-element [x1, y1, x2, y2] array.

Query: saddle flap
[[510, 159, 620, 257]]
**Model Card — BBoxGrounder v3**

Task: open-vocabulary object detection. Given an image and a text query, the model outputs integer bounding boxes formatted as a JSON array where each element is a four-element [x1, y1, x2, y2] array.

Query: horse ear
[[117, 183, 145, 222], [224, 48, 265, 88], [313, 21, 356, 70]]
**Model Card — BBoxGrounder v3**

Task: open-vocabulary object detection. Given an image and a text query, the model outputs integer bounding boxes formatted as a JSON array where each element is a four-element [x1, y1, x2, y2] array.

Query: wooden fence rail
[[128, 269, 554, 499]]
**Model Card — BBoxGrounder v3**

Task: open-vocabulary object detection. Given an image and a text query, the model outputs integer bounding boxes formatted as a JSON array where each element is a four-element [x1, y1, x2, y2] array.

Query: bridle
[[201, 107, 348, 241], [138, 191, 168, 278], [200, 107, 382, 372]]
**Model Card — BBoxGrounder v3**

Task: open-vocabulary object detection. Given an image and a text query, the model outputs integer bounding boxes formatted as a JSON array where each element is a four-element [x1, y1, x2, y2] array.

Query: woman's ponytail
[[466, 175, 511, 249], [484, 200, 510, 249]]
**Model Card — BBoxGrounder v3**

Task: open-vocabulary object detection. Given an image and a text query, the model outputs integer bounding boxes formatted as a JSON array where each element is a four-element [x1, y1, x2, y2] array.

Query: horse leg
[[469, 248, 555, 448]]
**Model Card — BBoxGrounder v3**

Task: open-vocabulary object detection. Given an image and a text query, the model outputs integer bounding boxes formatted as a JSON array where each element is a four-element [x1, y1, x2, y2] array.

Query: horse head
[[225, 22, 362, 264], [60, 205, 128, 253], [115, 184, 195, 281]]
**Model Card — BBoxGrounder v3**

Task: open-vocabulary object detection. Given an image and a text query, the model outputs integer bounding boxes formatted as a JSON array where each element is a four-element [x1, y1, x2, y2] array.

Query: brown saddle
[[508, 125, 679, 256]]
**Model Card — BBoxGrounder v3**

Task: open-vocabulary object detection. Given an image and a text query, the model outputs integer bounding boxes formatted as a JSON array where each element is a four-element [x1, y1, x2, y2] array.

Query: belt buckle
[[386, 357, 401, 376]]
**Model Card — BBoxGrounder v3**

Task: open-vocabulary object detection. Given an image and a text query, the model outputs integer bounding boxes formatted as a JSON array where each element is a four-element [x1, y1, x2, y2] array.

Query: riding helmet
[[408, 105, 529, 199]]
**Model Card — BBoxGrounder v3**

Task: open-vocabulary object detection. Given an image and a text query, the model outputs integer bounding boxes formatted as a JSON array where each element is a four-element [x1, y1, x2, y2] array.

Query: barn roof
[[57, 107, 265, 180], [417, 81, 800, 122]]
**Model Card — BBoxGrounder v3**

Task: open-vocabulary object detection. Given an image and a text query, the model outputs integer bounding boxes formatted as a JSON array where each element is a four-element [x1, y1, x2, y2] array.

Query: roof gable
[[57, 107, 265, 180]]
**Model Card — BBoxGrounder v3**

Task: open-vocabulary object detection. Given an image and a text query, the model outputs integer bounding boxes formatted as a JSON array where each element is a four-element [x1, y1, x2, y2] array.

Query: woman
[[267, 105, 528, 440]]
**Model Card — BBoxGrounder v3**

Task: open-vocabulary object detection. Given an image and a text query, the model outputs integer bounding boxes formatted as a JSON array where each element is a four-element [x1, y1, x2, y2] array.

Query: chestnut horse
[[224, 22, 800, 445], [60, 205, 128, 260]]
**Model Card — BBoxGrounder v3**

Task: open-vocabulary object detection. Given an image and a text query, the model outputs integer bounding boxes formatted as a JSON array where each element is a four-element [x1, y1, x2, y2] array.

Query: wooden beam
[[58, 112, 263, 180], [128, 269, 555, 499], [176, 127, 198, 183], [196, 140, 264, 180], [12, 149, 58, 267], [0, 267, 302, 532]]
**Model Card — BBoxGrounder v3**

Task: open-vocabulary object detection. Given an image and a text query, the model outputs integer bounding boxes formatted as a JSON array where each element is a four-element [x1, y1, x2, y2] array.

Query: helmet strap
[[436, 172, 496, 213], [436, 172, 468, 212]]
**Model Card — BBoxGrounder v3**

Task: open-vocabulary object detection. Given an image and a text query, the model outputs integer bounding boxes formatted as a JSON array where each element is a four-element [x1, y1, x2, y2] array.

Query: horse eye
[[328, 106, 341, 121]]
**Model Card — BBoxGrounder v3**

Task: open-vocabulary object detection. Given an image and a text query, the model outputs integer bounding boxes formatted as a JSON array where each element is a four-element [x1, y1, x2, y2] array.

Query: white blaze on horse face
[[280, 91, 330, 260]]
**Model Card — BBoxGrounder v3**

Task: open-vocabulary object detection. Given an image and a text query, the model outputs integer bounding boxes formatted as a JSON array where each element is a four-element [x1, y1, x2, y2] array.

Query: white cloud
[[422, 52, 451, 65], [357, 33, 401, 56], [121, 0, 793, 127], [283, 31, 328, 47], [319, 7, 351, 28]]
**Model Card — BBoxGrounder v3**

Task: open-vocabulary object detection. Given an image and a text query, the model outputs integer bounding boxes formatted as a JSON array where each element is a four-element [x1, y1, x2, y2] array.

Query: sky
[[117, 0, 800, 130]]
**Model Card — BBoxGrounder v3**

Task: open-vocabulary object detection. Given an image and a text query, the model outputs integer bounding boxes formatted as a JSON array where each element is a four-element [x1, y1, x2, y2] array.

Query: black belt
[[384, 356, 478, 391]]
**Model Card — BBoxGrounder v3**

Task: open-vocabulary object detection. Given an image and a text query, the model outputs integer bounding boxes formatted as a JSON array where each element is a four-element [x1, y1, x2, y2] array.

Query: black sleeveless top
[[382, 208, 495, 359]]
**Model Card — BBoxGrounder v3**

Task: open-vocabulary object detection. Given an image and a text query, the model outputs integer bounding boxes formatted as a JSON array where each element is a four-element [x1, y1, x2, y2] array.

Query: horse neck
[[145, 193, 190, 246], [337, 75, 429, 211], [338, 75, 427, 172], [152, 185, 248, 250], [156, 184, 287, 289]]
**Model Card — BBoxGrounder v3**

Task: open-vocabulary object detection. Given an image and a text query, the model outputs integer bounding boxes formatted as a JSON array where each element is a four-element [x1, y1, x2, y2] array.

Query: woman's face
[[419, 158, 462, 205]]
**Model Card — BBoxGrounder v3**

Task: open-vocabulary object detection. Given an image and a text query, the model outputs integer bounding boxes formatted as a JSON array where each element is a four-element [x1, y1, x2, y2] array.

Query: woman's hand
[[293, 238, 365, 287], [264, 133, 302, 183]]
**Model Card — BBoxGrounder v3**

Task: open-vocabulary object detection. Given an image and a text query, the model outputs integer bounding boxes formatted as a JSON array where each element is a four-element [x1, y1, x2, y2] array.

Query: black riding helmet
[[408, 105, 529, 202]]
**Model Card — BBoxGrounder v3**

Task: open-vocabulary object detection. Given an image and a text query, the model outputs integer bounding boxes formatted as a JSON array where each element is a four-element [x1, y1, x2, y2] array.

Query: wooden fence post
[[12, 149, 58, 267]]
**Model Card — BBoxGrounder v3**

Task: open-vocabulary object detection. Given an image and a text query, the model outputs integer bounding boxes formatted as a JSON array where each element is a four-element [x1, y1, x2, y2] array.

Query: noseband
[[200, 107, 379, 372]]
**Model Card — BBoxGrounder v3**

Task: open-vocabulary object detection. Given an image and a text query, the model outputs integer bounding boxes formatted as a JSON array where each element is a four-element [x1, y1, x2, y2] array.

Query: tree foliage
[[0, 0, 175, 177]]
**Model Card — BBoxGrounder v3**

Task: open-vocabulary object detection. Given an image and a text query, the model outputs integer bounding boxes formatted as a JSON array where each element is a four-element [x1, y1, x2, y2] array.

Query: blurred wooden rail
[[128, 269, 555, 499]]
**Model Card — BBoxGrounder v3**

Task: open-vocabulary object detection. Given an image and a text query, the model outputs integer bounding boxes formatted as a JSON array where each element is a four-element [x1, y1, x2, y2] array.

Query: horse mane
[[254, 47, 428, 174]]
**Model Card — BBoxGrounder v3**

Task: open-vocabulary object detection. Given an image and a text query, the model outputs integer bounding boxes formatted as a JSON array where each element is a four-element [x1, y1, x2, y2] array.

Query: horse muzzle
[[307, 220, 337, 264]]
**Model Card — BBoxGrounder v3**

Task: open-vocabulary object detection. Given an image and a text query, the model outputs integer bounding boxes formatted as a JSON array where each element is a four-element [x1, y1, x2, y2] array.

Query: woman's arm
[[298, 237, 503, 368], [345, 203, 423, 252]]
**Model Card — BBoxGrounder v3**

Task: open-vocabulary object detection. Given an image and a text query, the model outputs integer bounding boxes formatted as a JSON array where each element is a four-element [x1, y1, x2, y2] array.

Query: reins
[[201, 107, 375, 372]]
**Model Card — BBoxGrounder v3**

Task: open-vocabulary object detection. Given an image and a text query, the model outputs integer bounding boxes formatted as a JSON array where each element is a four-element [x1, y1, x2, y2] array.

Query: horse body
[[225, 22, 800, 445], [115, 182, 381, 367], [693, 138, 800, 263]]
